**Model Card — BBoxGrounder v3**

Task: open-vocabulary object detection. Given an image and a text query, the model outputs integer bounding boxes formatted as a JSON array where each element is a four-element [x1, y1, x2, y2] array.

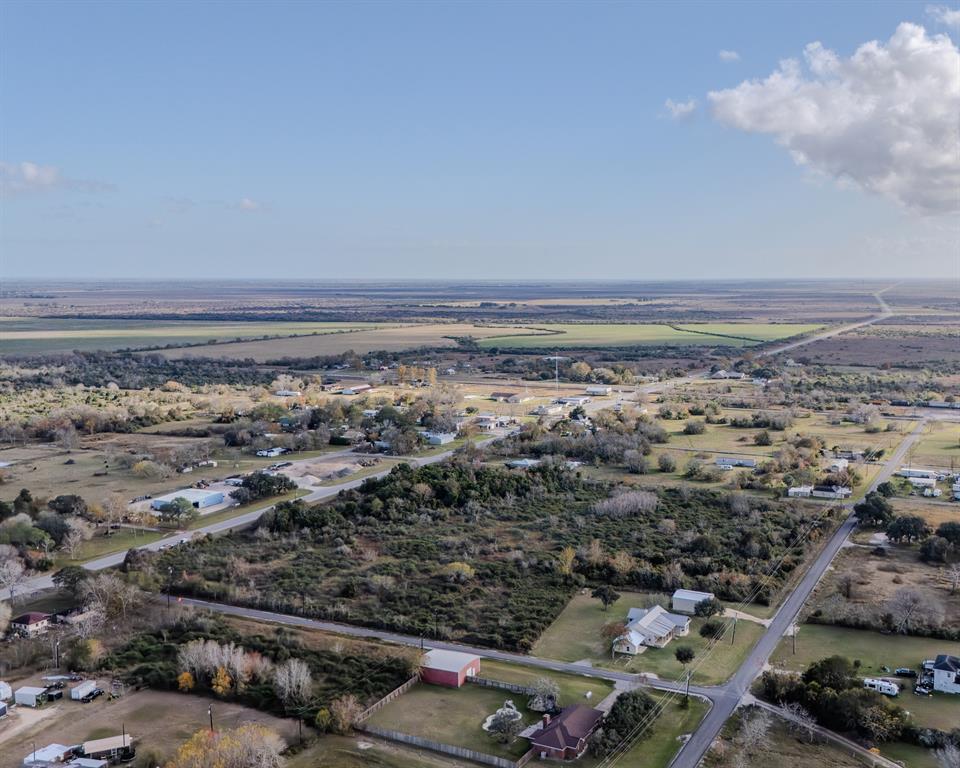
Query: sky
[[1, 0, 958, 281]]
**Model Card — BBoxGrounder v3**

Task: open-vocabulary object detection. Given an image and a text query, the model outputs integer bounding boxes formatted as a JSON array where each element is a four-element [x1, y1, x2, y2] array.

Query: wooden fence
[[468, 677, 534, 695], [356, 675, 420, 724], [359, 724, 536, 768]]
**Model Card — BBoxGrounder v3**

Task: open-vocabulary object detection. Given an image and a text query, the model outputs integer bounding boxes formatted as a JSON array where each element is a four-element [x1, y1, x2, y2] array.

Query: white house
[[10, 612, 51, 637], [906, 477, 937, 489], [671, 589, 715, 615], [612, 605, 690, 654], [811, 485, 852, 499], [14, 686, 46, 708], [828, 458, 849, 472], [715, 457, 757, 469], [788, 485, 813, 498], [585, 385, 612, 395], [422, 432, 455, 446], [897, 468, 940, 480], [932, 654, 960, 694]]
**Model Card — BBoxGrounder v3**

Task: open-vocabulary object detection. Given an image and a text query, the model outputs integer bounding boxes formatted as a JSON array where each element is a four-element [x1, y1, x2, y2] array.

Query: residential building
[[787, 485, 813, 498], [557, 396, 591, 406], [672, 589, 715, 615], [341, 384, 373, 395], [715, 457, 757, 468], [585, 385, 612, 395], [710, 370, 746, 380], [897, 468, 940, 480], [420, 431, 456, 446], [419, 649, 480, 688], [906, 476, 937, 489], [811, 485, 852, 499], [150, 488, 224, 511], [532, 404, 563, 416], [613, 605, 690, 654], [10, 612, 51, 637], [22, 743, 73, 765], [78, 735, 136, 763], [932, 654, 960, 694], [524, 706, 604, 761], [828, 458, 849, 472], [256, 447, 286, 458]]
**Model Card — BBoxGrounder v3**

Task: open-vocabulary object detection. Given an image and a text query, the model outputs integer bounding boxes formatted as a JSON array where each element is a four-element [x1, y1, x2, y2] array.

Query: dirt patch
[[0, 689, 302, 767]]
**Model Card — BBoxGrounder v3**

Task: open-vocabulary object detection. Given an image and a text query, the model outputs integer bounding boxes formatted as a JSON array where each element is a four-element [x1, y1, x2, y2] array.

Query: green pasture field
[[770, 624, 960, 731], [909, 421, 960, 470], [478, 323, 823, 349], [0, 318, 385, 355], [533, 591, 766, 685]]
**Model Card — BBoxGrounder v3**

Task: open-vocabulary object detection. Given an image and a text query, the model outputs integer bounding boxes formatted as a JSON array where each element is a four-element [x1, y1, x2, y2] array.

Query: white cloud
[[708, 23, 960, 214], [927, 4, 960, 27], [664, 98, 697, 119], [237, 197, 262, 211], [0, 161, 112, 197], [718, 49, 740, 62]]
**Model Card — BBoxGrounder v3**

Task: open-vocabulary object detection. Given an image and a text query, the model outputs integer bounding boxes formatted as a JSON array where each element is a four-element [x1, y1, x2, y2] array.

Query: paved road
[[666, 416, 928, 768], [10, 432, 509, 600], [175, 596, 717, 701]]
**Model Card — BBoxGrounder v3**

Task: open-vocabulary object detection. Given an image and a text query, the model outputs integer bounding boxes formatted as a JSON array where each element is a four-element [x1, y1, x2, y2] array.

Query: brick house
[[526, 705, 604, 760]]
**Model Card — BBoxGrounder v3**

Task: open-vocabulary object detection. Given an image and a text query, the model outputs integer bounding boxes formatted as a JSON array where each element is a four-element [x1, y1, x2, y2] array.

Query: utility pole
[[792, 623, 798, 655], [731, 617, 737, 645], [208, 704, 214, 733], [684, 670, 691, 702]]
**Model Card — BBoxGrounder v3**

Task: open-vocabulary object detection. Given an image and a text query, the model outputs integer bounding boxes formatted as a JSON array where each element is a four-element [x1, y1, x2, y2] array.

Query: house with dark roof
[[10, 612, 51, 637], [522, 705, 604, 760], [933, 654, 960, 694]]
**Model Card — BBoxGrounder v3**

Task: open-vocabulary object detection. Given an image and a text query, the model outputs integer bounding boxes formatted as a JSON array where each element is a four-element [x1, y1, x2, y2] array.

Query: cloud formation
[[664, 98, 697, 119], [718, 49, 740, 62], [927, 4, 960, 27], [708, 23, 960, 214], [237, 197, 262, 211], [0, 161, 112, 197]]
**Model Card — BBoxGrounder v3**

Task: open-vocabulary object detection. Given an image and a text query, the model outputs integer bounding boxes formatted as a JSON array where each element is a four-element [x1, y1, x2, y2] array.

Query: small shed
[[0, 681, 12, 701], [671, 589, 716, 615], [15, 686, 46, 707], [420, 649, 481, 688], [71, 680, 97, 700], [80, 734, 136, 762]]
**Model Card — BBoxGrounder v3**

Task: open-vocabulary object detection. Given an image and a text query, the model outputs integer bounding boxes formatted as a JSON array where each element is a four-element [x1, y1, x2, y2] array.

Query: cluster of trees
[[157, 461, 826, 650], [228, 472, 298, 505], [589, 690, 658, 757], [163, 724, 284, 768], [857, 493, 960, 567]]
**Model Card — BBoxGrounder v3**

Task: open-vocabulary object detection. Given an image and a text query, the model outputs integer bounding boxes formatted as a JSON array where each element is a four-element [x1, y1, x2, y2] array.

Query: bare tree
[[0, 555, 25, 602], [886, 588, 944, 634], [80, 573, 141, 619], [62, 517, 94, 560], [781, 702, 817, 743], [946, 563, 960, 595], [0, 600, 11, 635], [274, 658, 313, 709], [736, 708, 772, 754]]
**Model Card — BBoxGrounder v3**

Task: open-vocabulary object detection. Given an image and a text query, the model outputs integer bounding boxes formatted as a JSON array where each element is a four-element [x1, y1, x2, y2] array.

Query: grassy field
[[909, 421, 960, 470], [286, 735, 475, 768], [0, 318, 386, 355], [770, 624, 960, 730], [366, 682, 533, 759], [477, 323, 823, 350], [478, 659, 614, 705], [890, 498, 960, 529], [163, 323, 553, 360], [532, 591, 765, 685]]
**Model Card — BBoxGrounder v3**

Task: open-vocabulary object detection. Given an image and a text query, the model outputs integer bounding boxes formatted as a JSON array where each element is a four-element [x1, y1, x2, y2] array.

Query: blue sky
[[1, 0, 957, 280]]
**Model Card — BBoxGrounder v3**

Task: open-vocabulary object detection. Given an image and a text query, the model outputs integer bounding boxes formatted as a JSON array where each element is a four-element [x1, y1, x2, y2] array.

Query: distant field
[[910, 421, 960, 470], [478, 323, 823, 349], [165, 323, 552, 360], [0, 318, 385, 355]]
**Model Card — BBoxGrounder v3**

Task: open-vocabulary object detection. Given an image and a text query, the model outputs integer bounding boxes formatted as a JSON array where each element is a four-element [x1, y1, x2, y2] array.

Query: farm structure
[[150, 488, 224, 511], [419, 649, 481, 688], [672, 589, 716, 615]]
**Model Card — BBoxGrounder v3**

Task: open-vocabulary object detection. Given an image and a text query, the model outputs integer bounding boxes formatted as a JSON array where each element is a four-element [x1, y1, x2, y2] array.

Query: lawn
[[890, 498, 960, 529], [365, 682, 533, 759], [285, 735, 467, 768], [54, 527, 166, 566], [603, 696, 708, 768], [770, 624, 960, 730], [477, 323, 822, 350], [533, 591, 766, 685], [478, 659, 614, 706], [910, 421, 960, 471]]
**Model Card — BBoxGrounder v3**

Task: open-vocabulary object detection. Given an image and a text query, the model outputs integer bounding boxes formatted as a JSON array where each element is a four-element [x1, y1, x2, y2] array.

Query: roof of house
[[625, 605, 689, 639], [422, 649, 480, 673], [530, 705, 603, 750], [673, 589, 714, 603], [82, 735, 135, 754], [16, 686, 48, 695], [934, 654, 960, 672], [22, 744, 72, 762], [12, 612, 50, 625]]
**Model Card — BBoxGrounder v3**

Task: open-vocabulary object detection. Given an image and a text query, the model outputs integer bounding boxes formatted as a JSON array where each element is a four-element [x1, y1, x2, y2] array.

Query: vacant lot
[[478, 323, 822, 350], [533, 591, 765, 685], [0, 689, 301, 768], [791, 330, 960, 367], [0, 318, 385, 355], [909, 421, 960, 471], [769, 625, 960, 731]]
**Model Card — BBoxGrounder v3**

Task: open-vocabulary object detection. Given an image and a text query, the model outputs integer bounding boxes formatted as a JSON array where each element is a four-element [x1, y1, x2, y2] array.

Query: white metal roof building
[[22, 743, 73, 765], [150, 488, 224, 510], [672, 589, 716, 614], [422, 649, 481, 673]]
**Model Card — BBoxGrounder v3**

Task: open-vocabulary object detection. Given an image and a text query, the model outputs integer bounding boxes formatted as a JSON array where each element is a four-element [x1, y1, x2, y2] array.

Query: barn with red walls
[[420, 649, 481, 688]]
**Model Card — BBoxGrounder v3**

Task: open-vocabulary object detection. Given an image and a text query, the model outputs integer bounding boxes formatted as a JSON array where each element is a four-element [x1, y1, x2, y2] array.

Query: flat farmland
[[478, 323, 823, 349], [909, 420, 960, 470], [164, 323, 552, 360], [0, 318, 386, 355]]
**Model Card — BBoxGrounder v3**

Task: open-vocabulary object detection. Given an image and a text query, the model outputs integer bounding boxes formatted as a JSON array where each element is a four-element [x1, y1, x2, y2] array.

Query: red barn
[[420, 649, 481, 688]]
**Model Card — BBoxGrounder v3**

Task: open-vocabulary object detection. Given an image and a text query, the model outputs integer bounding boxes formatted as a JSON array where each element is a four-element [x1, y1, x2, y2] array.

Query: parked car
[[81, 688, 104, 703], [914, 684, 933, 696], [894, 668, 917, 678]]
